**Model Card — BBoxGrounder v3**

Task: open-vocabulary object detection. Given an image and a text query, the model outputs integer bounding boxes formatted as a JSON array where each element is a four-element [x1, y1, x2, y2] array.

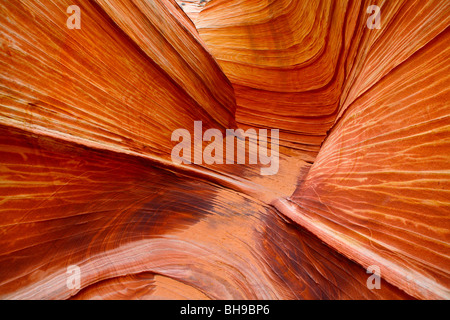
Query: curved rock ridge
[[0, 0, 235, 163], [0, 0, 448, 300], [197, 0, 449, 158], [197, 0, 450, 299], [287, 28, 450, 299], [0, 126, 411, 299]]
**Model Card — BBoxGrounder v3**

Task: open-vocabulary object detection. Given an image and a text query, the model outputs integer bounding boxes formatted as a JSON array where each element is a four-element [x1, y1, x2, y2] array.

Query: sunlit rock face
[[0, 0, 448, 299]]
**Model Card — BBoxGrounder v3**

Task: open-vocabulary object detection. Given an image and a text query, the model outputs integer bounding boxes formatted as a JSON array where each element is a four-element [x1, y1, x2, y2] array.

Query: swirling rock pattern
[[0, 0, 448, 299], [197, 0, 450, 299]]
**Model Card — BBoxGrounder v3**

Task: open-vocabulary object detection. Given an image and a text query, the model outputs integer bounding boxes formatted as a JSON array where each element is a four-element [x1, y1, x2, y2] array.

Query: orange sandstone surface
[[0, 0, 448, 299]]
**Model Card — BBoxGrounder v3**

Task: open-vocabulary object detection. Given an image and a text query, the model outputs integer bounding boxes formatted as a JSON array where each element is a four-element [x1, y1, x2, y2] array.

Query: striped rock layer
[[0, 0, 448, 299]]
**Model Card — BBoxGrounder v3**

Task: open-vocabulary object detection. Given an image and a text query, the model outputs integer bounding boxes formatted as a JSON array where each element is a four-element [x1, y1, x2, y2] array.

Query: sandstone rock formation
[[0, 0, 448, 299]]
